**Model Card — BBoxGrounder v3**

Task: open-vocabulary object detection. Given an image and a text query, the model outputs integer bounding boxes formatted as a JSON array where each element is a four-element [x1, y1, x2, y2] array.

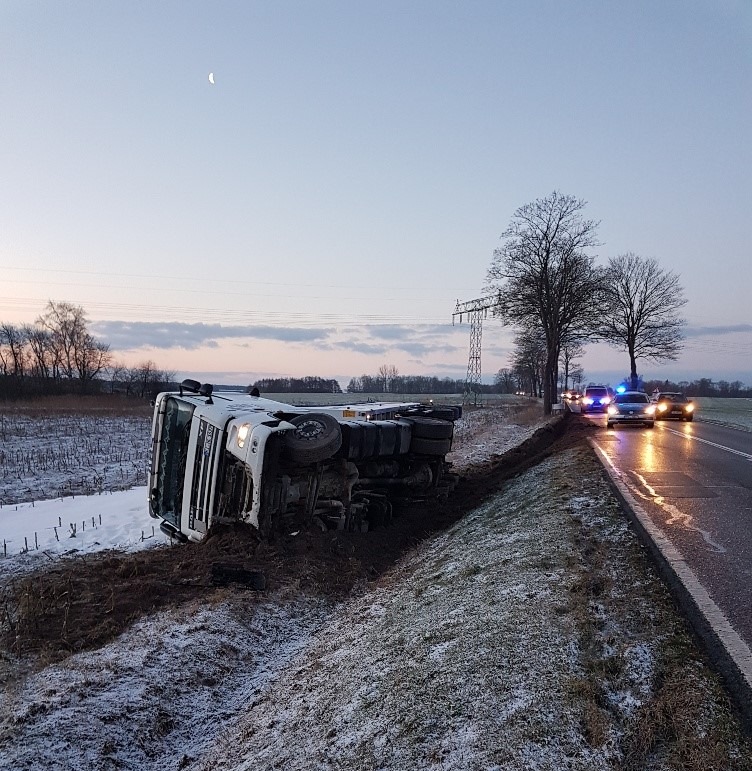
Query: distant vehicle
[[651, 392, 695, 422], [607, 391, 656, 428], [581, 385, 613, 413]]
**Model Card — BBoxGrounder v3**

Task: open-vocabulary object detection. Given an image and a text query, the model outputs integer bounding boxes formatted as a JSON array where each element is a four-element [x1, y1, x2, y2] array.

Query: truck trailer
[[148, 379, 461, 542]]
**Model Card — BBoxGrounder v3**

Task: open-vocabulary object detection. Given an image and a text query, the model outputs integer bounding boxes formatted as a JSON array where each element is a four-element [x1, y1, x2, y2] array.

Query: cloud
[[92, 321, 332, 350], [325, 324, 466, 359], [91, 319, 473, 361], [365, 324, 454, 342], [684, 323, 752, 338]]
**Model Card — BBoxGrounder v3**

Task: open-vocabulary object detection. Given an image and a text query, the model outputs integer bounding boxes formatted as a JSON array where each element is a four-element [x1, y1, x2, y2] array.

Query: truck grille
[[189, 419, 221, 531]]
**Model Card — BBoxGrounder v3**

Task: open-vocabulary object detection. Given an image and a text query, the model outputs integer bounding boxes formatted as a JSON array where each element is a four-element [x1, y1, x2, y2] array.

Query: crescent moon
[[208, 72, 215, 85]]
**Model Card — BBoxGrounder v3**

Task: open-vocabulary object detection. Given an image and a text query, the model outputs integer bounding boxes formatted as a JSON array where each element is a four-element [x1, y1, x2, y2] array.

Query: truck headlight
[[237, 423, 251, 448]]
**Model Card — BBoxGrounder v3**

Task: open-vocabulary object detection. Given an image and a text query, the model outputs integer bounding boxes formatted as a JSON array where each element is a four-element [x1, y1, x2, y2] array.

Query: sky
[[1, 0, 750, 388]]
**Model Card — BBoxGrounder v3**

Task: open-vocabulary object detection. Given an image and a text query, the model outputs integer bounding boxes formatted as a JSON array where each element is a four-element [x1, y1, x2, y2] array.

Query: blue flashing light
[[616, 385, 626, 394]]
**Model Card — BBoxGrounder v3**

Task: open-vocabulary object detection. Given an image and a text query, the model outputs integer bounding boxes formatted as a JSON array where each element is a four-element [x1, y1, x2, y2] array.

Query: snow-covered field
[[694, 396, 752, 431], [0, 412, 148, 506], [1, 403, 750, 770]]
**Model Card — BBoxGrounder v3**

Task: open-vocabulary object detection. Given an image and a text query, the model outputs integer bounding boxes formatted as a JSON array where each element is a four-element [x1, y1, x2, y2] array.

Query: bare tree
[[493, 367, 516, 394], [559, 339, 585, 392], [570, 363, 585, 391], [22, 325, 53, 379], [487, 192, 604, 413], [0, 323, 28, 377], [74, 332, 112, 388], [510, 326, 547, 397], [600, 253, 687, 389], [377, 363, 399, 393], [36, 301, 88, 379], [34, 300, 112, 387]]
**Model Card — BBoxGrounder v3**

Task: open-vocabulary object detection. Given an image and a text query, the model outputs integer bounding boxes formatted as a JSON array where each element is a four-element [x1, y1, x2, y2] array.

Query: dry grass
[[0, 394, 152, 417]]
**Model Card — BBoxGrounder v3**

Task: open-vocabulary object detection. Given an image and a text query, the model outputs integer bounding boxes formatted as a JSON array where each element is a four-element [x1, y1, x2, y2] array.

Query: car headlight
[[607, 405, 618, 415], [657, 403, 668, 412], [237, 423, 251, 448], [646, 405, 656, 415], [583, 397, 593, 405], [685, 403, 694, 412], [602, 397, 611, 405]]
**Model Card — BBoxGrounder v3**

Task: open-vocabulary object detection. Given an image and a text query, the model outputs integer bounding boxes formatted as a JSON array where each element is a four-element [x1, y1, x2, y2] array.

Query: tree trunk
[[629, 348, 639, 390]]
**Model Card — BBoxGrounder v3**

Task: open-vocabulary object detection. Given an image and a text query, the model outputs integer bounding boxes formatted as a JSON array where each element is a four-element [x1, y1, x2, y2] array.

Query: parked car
[[607, 391, 655, 428], [651, 392, 695, 421], [581, 385, 613, 413]]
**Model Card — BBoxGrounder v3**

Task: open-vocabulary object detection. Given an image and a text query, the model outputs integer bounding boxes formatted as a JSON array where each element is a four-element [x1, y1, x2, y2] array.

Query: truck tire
[[409, 436, 452, 455], [284, 413, 342, 464], [406, 417, 453, 440], [426, 406, 461, 421]]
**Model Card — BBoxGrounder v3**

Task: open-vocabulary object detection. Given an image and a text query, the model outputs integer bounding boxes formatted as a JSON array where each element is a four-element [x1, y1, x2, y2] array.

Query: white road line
[[663, 427, 752, 460]]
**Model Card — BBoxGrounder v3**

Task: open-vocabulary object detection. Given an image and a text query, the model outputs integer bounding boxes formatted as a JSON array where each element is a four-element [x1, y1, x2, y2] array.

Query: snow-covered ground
[[0, 488, 166, 563], [0, 405, 749, 770]]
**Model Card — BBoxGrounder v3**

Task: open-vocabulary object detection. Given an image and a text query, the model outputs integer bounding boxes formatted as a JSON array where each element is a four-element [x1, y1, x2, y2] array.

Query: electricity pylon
[[452, 295, 500, 406]]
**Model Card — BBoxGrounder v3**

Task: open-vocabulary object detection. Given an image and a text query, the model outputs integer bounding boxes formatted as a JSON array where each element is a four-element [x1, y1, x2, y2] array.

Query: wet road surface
[[589, 415, 752, 646]]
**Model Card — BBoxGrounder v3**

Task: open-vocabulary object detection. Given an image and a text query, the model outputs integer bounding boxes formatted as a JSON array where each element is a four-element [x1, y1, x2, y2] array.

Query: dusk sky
[[2, 1, 750, 388]]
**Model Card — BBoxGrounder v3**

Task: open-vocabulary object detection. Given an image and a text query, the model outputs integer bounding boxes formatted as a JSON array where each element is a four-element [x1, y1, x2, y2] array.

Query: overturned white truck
[[149, 379, 461, 542]]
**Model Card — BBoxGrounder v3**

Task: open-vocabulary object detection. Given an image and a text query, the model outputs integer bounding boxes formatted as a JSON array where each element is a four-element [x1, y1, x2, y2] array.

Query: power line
[[0, 265, 478, 301], [0, 296, 457, 327]]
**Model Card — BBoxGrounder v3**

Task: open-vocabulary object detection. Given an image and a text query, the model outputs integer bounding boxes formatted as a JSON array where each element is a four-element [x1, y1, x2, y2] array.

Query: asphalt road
[[588, 413, 752, 650]]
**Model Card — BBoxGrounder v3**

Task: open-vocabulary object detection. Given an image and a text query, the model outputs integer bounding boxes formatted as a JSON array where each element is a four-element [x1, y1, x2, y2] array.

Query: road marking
[[663, 427, 752, 461]]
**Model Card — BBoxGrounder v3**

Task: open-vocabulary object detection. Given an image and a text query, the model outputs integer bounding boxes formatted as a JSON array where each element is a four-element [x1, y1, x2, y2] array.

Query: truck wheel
[[425, 406, 460, 421], [406, 417, 453, 440], [409, 436, 452, 455], [284, 413, 342, 464]]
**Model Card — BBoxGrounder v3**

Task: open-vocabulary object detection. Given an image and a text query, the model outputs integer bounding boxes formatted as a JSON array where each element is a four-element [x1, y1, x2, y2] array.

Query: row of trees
[[346, 372, 470, 394], [643, 378, 752, 398], [249, 376, 343, 393], [494, 338, 587, 398], [486, 192, 688, 413], [0, 301, 173, 399], [1, 302, 111, 387]]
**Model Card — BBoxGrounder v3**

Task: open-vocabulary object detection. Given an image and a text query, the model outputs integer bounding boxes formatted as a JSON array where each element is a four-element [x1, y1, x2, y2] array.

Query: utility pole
[[452, 295, 500, 406]]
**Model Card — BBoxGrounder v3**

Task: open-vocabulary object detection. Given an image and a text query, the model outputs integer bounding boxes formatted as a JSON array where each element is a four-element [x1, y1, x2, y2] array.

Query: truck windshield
[[150, 397, 195, 527]]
